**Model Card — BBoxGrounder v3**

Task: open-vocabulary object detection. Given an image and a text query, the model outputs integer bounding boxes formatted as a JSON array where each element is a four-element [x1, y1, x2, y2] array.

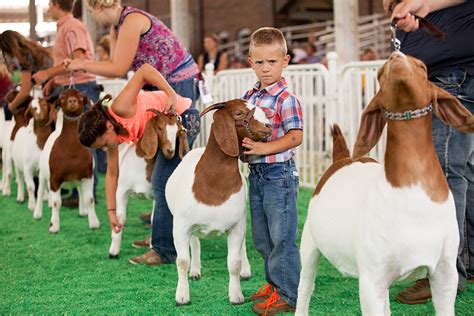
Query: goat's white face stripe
[[246, 103, 271, 125], [166, 124, 179, 151], [31, 99, 41, 115]]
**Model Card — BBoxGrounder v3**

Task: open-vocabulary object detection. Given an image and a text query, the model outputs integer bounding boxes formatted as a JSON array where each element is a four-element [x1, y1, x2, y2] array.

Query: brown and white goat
[[165, 99, 272, 306], [296, 52, 474, 315], [1, 91, 32, 196], [108, 109, 189, 258], [33, 89, 99, 233], [11, 98, 56, 209]]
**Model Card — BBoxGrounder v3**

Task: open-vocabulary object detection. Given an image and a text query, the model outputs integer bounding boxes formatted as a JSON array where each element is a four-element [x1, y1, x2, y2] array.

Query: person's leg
[[255, 161, 300, 309]]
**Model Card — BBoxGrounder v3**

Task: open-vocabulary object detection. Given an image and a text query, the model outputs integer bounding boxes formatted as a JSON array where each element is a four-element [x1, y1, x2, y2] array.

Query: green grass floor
[[1, 174, 473, 314]]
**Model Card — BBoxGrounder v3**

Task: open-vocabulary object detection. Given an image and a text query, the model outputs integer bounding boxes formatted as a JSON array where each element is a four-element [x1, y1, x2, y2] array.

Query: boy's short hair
[[52, 0, 75, 12], [249, 27, 287, 56]]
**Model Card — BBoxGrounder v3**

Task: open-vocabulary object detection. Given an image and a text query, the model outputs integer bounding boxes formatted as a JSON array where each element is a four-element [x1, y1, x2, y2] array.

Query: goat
[[1, 90, 32, 196], [11, 98, 56, 209], [108, 110, 189, 258], [165, 99, 272, 306], [296, 52, 474, 315], [33, 89, 99, 233]]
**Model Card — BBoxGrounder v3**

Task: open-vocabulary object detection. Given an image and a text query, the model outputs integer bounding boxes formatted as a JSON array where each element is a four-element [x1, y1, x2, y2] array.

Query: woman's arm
[[112, 63, 177, 118], [105, 144, 123, 233], [33, 49, 86, 84], [8, 71, 32, 111], [197, 54, 204, 72], [68, 13, 148, 78], [217, 52, 229, 72]]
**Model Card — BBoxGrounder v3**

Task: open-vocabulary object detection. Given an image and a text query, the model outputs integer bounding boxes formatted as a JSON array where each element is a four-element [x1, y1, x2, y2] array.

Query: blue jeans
[[151, 77, 200, 263], [249, 159, 301, 307], [430, 68, 474, 291]]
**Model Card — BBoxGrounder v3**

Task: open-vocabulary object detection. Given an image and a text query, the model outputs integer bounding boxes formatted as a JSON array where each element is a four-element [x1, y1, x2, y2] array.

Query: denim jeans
[[249, 159, 301, 307], [151, 77, 200, 263], [430, 68, 474, 291]]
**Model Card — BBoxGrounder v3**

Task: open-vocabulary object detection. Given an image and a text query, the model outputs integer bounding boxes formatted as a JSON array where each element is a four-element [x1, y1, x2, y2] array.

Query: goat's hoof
[[176, 301, 190, 307], [109, 254, 119, 259], [240, 275, 251, 281], [230, 300, 245, 305], [49, 224, 59, 234], [190, 274, 201, 281]]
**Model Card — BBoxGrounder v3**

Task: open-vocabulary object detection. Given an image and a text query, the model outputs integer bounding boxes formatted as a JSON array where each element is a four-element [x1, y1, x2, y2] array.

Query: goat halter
[[235, 109, 256, 140], [383, 104, 433, 121]]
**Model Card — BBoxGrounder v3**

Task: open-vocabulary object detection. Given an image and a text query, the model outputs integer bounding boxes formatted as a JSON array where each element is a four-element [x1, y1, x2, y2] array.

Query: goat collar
[[383, 104, 433, 121], [63, 112, 82, 122], [235, 109, 256, 140]]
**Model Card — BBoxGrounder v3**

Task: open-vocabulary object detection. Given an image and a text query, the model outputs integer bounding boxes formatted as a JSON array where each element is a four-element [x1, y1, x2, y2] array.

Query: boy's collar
[[252, 77, 287, 96], [57, 13, 74, 27]]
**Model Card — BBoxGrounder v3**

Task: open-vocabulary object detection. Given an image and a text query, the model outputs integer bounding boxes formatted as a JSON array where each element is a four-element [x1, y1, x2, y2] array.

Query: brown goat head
[[25, 98, 57, 126], [56, 89, 91, 118], [353, 52, 474, 158], [137, 110, 188, 160], [200, 99, 272, 157]]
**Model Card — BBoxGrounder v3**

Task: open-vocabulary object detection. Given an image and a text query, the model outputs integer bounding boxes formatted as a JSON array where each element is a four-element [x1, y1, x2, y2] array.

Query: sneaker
[[396, 278, 431, 304], [62, 195, 79, 209], [250, 282, 274, 302], [252, 289, 295, 315], [129, 249, 164, 266], [139, 212, 152, 224], [132, 236, 151, 248]]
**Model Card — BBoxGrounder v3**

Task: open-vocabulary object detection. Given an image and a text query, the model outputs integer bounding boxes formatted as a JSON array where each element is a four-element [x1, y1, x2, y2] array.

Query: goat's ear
[[212, 109, 239, 157], [137, 118, 159, 159], [46, 104, 57, 126], [352, 90, 386, 158], [24, 107, 33, 125], [83, 96, 93, 108], [431, 83, 474, 133], [178, 128, 190, 160]]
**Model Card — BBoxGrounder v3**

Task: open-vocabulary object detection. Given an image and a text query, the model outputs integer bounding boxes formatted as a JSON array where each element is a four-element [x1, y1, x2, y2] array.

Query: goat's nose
[[166, 148, 174, 155]]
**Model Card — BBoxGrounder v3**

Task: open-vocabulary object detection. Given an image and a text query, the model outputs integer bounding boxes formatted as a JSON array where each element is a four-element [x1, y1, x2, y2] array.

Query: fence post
[[327, 51, 339, 125]]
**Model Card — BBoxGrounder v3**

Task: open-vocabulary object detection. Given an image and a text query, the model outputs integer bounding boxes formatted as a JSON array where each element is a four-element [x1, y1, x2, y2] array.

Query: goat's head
[[200, 99, 273, 157], [25, 98, 57, 126], [137, 110, 188, 160], [353, 52, 474, 158], [56, 89, 91, 118]]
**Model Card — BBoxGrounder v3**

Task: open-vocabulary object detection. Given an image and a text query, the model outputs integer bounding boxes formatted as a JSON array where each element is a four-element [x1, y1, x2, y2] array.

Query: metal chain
[[390, 23, 401, 52], [383, 104, 433, 121]]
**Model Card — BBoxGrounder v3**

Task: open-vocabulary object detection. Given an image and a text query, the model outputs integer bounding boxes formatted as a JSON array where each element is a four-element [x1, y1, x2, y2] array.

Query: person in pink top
[[77, 63, 190, 233]]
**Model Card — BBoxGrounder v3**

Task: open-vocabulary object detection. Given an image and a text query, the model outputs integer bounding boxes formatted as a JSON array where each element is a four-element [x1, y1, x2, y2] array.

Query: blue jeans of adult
[[151, 77, 200, 263], [248, 159, 301, 307], [430, 68, 474, 292]]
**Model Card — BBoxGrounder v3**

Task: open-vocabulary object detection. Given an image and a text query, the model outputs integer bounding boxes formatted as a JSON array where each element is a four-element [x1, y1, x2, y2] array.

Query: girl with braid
[[78, 63, 191, 233]]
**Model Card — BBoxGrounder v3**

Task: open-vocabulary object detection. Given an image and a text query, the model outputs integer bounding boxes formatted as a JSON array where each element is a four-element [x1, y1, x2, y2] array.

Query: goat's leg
[[77, 183, 87, 216], [33, 174, 46, 219], [174, 224, 192, 306], [430, 247, 458, 315], [227, 224, 245, 305], [109, 188, 129, 258], [358, 272, 390, 316], [14, 166, 24, 203], [49, 190, 62, 233], [24, 168, 36, 211], [296, 222, 321, 316], [240, 237, 251, 280], [189, 236, 201, 280], [2, 147, 12, 196], [81, 178, 99, 229]]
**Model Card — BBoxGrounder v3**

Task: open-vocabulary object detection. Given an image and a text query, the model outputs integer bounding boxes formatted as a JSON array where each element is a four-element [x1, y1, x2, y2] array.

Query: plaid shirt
[[241, 77, 303, 164]]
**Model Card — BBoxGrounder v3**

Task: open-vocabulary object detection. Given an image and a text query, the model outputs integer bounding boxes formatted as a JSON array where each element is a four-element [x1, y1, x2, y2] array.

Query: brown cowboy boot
[[396, 278, 431, 304]]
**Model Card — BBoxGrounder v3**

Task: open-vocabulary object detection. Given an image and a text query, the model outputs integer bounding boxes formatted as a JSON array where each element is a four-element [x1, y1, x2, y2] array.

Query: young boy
[[242, 27, 303, 315]]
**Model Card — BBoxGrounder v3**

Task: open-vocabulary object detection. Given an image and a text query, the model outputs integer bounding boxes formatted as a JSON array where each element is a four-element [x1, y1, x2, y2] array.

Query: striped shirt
[[242, 77, 303, 164]]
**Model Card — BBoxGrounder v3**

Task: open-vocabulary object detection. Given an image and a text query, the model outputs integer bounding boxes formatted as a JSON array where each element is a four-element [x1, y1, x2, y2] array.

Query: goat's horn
[[146, 109, 161, 116], [200, 102, 226, 117]]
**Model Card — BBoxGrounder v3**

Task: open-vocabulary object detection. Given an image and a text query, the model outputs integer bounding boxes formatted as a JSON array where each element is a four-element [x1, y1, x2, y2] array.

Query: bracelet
[[107, 208, 116, 212]]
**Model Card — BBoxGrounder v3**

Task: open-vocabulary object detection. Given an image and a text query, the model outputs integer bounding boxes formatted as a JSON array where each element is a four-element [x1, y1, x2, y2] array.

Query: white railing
[[199, 53, 386, 188], [221, 13, 391, 60]]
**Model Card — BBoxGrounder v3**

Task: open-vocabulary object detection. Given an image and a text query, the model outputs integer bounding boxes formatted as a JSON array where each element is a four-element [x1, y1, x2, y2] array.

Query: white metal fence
[[198, 53, 386, 188]]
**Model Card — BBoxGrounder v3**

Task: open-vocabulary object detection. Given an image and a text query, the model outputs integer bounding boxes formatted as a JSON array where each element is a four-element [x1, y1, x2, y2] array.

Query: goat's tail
[[331, 124, 350, 162]]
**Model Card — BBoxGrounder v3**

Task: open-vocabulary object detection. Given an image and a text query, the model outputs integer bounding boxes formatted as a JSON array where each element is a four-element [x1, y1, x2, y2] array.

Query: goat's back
[[307, 161, 458, 280]]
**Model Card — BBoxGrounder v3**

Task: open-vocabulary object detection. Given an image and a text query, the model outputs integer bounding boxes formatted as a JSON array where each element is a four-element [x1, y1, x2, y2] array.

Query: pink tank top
[[107, 91, 191, 144]]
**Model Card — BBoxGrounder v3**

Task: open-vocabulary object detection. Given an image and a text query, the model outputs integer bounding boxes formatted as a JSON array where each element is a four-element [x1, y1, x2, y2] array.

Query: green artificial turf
[[1, 174, 473, 315]]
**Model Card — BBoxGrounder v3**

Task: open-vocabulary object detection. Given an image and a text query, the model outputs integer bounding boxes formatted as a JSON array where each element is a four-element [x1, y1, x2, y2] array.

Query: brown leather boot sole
[[396, 278, 431, 305]]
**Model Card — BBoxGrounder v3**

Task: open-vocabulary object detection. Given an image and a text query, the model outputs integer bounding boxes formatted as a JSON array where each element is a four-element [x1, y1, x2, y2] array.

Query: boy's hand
[[66, 59, 85, 72], [108, 211, 124, 233], [242, 137, 270, 156], [42, 79, 55, 97]]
